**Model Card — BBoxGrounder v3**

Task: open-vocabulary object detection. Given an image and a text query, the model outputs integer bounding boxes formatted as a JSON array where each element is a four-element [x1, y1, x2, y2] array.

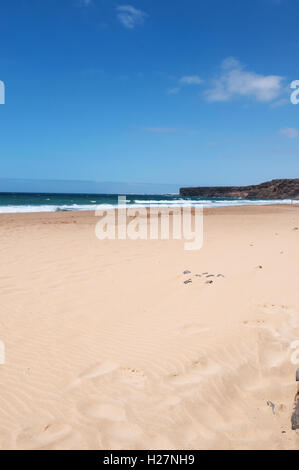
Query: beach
[[0, 204, 299, 450]]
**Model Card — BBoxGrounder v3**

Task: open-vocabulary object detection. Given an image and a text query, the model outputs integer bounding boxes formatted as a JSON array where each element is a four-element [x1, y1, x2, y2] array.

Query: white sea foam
[[0, 199, 298, 213], [0, 204, 97, 213]]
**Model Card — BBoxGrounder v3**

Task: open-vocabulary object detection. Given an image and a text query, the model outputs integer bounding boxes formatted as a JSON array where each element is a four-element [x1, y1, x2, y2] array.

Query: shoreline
[[0, 203, 298, 224], [0, 198, 298, 216]]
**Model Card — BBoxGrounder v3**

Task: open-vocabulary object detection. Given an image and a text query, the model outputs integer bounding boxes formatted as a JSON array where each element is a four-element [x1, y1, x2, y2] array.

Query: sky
[[0, 0, 299, 192]]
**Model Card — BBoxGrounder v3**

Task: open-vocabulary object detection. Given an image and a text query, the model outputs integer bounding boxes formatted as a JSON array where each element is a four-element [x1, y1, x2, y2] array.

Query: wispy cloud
[[279, 128, 299, 139], [205, 57, 283, 103], [144, 127, 200, 136], [116, 5, 148, 29], [167, 87, 180, 95], [179, 75, 202, 85], [145, 127, 177, 134], [168, 75, 203, 95], [271, 98, 289, 108]]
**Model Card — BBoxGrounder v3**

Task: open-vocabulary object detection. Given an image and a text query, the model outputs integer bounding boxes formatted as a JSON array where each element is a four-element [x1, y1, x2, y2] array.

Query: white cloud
[[168, 75, 203, 95], [117, 5, 148, 29], [279, 128, 299, 139], [179, 75, 202, 85], [205, 57, 283, 103]]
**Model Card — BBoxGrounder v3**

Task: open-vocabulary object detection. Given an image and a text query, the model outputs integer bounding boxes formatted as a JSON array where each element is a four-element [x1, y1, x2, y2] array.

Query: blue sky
[[0, 0, 299, 192]]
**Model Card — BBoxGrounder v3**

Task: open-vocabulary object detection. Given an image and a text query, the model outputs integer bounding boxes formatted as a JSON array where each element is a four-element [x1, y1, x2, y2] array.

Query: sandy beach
[[0, 204, 299, 450]]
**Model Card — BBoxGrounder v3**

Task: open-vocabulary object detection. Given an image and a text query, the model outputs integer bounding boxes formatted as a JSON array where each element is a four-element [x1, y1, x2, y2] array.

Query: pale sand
[[0, 205, 299, 450]]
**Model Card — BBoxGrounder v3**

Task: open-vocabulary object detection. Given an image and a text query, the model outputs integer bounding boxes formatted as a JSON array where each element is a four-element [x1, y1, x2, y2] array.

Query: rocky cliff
[[180, 179, 299, 199]]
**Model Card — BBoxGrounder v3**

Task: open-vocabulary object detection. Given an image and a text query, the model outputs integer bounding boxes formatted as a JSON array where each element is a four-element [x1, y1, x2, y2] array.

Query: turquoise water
[[0, 192, 296, 213]]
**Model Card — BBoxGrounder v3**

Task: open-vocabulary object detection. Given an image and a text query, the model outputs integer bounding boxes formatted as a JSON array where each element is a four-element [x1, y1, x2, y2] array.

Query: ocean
[[0, 192, 297, 213]]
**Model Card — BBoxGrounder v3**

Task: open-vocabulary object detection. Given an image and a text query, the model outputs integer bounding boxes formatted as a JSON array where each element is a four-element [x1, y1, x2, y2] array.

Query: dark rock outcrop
[[180, 179, 299, 199]]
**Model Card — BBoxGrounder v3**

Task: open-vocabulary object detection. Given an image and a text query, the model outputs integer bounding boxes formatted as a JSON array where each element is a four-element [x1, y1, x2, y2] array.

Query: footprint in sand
[[16, 423, 73, 450], [168, 357, 220, 386], [242, 319, 266, 328], [79, 401, 126, 422], [102, 421, 145, 449], [157, 394, 182, 409], [176, 323, 211, 336], [257, 330, 289, 370], [168, 369, 203, 386], [79, 360, 119, 380], [119, 368, 147, 389], [257, 304, 299, 335], [191, 356, 221, 376], [68, 360, 119, 389], [259, 303, 292, 316]]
